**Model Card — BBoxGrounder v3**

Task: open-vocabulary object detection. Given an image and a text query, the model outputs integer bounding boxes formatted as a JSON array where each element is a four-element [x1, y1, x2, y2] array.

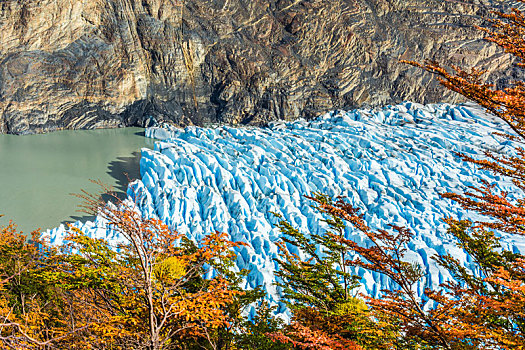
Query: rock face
[[0, 0, 519, 134]]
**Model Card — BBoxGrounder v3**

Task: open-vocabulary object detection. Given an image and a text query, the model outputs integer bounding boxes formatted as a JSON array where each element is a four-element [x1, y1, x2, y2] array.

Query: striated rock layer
[[0, 0, 521, 134]]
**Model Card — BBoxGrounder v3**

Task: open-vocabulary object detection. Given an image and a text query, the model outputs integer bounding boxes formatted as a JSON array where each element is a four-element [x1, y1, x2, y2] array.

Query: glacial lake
[[0, 128, 155, 235]]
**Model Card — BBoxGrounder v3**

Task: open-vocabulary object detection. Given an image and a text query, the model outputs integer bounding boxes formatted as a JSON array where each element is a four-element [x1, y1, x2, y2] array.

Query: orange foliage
[[63, 183, 246, 349], [270, 307, 363, 350], [0, 183, 246, 349]]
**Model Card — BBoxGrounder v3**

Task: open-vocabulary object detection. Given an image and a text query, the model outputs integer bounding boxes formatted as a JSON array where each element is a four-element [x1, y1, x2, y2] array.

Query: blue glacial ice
[[44, 102, 525, 312]]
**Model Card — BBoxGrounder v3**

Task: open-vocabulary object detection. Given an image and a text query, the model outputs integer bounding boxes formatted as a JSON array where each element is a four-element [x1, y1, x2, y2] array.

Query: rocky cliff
[[0, 0, 519, 134]]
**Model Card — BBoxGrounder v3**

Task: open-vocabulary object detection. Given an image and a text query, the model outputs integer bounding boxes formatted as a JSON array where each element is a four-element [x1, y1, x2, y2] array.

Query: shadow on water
[[107, 151, 142, 198], [61, 151, 143, 227]]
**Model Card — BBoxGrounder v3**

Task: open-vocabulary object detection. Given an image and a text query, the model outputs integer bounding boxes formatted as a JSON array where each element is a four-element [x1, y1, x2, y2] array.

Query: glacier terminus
[[44, 102, 525, 315]]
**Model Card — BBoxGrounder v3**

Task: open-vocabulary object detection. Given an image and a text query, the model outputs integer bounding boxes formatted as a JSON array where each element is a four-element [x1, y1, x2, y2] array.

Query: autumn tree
[[0, 220, 96, 349], [55, 183, 248, 350], [273, 209, 360, 312], [0, 180, 254, 350], [399, 0, 525, 347], [281, 196, 505, 349], [270, 197, 409, 350]]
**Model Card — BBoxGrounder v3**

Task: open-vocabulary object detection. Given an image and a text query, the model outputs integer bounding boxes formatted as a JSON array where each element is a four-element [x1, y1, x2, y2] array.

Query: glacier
[[44, 102, 525, 314]]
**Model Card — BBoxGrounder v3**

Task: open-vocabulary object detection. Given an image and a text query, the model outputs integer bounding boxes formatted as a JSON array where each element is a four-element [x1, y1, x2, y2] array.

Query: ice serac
[[0, 0, 522, 134], [45, 102, 525, 313]]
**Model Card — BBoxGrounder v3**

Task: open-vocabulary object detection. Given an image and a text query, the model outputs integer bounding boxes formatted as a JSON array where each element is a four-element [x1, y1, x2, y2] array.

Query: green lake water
[[0, 128, 155, 234]]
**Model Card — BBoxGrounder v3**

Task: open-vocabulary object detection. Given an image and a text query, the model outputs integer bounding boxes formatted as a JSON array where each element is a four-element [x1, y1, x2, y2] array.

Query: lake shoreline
[[0, 127, 154, 234]]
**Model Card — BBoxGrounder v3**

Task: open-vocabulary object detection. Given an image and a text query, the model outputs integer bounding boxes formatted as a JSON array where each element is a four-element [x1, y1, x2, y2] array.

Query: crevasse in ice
[[44, 102, 525, 314]]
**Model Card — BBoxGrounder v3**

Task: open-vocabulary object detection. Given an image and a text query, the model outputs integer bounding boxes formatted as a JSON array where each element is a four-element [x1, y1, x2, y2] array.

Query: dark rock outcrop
[[0, 0, 519, 134]]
